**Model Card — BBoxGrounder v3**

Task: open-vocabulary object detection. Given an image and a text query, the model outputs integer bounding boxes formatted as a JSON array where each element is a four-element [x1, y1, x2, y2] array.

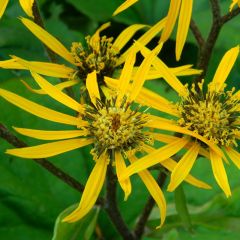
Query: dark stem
[[32, 0, 75, 98], [220, 7, 240, 24], [105, 164, 136, 240], [0, 123, 104, 205], [134, 172, 167, 239], [195, 0, 221, 82], [190, 19, 205, 49], [32, 0, 57, 63]]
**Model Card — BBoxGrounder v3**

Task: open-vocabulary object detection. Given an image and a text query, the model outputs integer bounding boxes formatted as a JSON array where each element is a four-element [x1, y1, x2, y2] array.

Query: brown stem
[[134, 172, 167, 239], [190, 19, 205, 49], [105, 165, 136, 240], [0, 123, 104, 205], [220, 7, 240, 24], [195, 0, 221, 82]]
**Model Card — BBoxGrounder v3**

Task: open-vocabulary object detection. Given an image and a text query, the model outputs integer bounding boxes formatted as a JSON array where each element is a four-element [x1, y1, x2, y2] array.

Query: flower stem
[[105, 163, 136, 240]]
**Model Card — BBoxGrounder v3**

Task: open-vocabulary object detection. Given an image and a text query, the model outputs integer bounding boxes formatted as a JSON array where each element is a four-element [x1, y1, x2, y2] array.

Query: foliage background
[[0, 0, 240, 239]]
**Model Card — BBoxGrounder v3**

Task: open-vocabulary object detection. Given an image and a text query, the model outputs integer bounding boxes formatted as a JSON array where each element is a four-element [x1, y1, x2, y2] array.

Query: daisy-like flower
[[230, 0, 240, 11], [0, 16, 200, 94], [119, 45, 240, 197], [0, 45, 210, 226], [0, 0, 34, 19], [113, 0, 193, 60]]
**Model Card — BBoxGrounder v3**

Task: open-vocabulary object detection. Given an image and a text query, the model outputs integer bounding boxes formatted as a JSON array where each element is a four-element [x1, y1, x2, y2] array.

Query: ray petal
[[176, 0, 193, 60], [12, 56, 75, 78], [86, 71, 100, 106], [210, 149, 231, 197], [19, 0, 34, 18], [112, 24, 147, 51], [113, 0, 138, 16], [14, 127, 88, 140], [6, 138, 93, 158], [31, 72, 84, 113], [160, 0, 181, 42], [115, 151, 132, 201], [63, 153, 108, 222], [211, 46, 239, 92], [129, 154, 166, 228], [160, 157, 211, 189], [168, 142, 200, 191], [0, 88, 79, 125], [20, 17, 75, 64], [225, 147, 240, 169], [0, 59, 25, 69], [0, 0, 9, 19], [121, 138, 188, 179]]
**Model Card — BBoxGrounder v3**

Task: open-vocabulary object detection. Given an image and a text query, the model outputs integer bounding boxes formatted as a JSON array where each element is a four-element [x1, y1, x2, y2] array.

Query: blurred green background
[[1, 0, 240, 239]]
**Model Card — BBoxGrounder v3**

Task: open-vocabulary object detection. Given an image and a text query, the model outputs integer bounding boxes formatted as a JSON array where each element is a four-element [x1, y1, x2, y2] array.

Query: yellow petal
[[225, 147, 240, 169], [168, 142, 200, 191], [112, 24, 147, 51], [0, 88, 79, 125], [12, 56, 75, 78], [112, 0, 138, 16], [137, 43, 187, 96], [121, 138, 188, 179], [146, 120, 222, 157], [176, 0, 193, 60], [86, 71, 100, 106], [160, 0, 181, 42], [0, 59, 25, 69], [20, 17, 75, 64], [160, 157, 211, 189], [117, 18, 166, 66], [0, 0, 9, 19], [90, 22, 111, 52], [129, 43, 162, 101], [210, 46, 239, 92], [19, 0, 34, 18], [31, 72, 84, 113], [63, 153, 108, 222], [6, 138, 93, 158], [136, 87, 180, 117], [230, 0, 239, 11], [115, 151, 132, 201], [210, 149, 231, 197], [14, 127, 88, 140], [21, 79, 79, 95], [129, 154, 166, 228], [116, 50, 136, 106]]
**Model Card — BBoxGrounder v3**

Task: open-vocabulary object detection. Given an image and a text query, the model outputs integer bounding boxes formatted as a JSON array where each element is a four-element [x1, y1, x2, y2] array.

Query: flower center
[[71, 36, 119, 83], [177, 84, 240, 146], [85, 98, 150, 157]]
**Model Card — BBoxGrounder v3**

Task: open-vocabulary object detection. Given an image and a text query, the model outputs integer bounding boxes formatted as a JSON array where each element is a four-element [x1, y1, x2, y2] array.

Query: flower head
[[0, 43, 210, 227], [121, 45, 240, 197]]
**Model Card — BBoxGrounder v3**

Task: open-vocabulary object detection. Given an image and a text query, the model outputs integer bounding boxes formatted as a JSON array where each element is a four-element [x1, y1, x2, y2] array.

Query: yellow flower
[[0, 17, 201, 94], [113, 0, 193, 61], [0, 0, 34, 19], [0, 45, 210, 227], [120, 45, 240, 197]]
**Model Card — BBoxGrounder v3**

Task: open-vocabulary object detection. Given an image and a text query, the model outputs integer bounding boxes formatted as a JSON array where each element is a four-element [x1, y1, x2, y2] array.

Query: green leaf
[[52, 205, 99, 240]]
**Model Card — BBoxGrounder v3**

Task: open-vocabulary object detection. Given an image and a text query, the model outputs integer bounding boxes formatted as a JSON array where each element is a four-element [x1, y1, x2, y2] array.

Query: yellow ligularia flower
[[120, 45, 240, 198], [0, 45, 210, 227], [230, 0, 240, 11], [0, 16, 201, 94], [0, 0, 34, 19], [113, 0, 193, 60]]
